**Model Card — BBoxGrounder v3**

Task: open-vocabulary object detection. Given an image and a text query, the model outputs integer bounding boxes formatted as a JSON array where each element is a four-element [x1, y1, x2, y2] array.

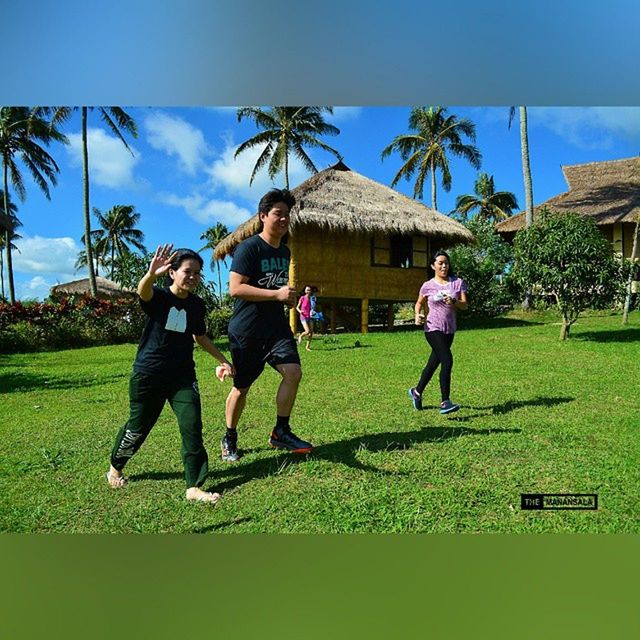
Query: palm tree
[[199, 222, 229, 298], [235, 107, 342, 189], [0, 189, 20, 300], [91, 204, 145, 279], [508, 107, 534, 227], [45, 107, 138, 295], [0, 107, 67, 303], [381, 106, 482, 211], [453, 172, 518, 223]]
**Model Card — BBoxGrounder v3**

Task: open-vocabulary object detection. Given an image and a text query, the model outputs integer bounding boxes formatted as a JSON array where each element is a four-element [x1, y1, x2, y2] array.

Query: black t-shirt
[[133, 286, 207, 378], [228, 234, 292, 339]]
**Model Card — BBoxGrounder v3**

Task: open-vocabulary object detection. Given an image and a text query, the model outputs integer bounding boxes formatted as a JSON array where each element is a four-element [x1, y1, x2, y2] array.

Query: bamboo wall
[[288, 227, 432, 302]]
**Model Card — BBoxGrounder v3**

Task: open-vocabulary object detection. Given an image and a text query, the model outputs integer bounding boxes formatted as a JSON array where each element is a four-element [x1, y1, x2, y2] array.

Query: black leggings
[[416, 331, 455, 402]]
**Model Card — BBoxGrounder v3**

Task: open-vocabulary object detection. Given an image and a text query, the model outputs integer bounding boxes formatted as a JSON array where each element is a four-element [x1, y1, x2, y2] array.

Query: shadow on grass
[[573, 328, 640, 343], [129, 424, 520, 495], [467, 395, 575, 416], [158, 425, 520, 495], [315, 343, 373, 352], [192, 517, 253, 533], [0, 371, 127, 394]]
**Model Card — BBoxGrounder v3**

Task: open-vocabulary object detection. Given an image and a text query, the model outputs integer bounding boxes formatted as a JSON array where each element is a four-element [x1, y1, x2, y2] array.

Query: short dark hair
[[258, 188, 296, 214], [170, 248, 204, 271]]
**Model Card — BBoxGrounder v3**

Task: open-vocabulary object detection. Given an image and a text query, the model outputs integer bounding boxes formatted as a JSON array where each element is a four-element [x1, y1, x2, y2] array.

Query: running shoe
[[439, 400, 460, 415], [408, 387, 422, 411], [269, 427, 314, 453], [220, 432, 240, 462]]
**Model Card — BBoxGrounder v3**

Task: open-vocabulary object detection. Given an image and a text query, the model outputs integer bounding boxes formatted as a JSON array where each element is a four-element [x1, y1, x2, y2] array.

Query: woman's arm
[[194, 334, 235, 376], [138, 244, 177, 302], [414, 294, 427, 325]]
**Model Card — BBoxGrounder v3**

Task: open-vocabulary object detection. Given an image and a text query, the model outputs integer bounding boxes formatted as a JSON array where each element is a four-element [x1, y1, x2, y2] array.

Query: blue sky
[[7, 105, 640, 300]]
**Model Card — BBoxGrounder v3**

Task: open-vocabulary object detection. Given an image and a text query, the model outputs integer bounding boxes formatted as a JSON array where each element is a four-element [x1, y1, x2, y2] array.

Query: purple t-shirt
[[419, 276, 467, 334]]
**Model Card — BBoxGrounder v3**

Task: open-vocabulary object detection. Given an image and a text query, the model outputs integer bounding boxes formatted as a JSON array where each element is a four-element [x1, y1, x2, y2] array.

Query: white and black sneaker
[[221, 432, 240, 462]]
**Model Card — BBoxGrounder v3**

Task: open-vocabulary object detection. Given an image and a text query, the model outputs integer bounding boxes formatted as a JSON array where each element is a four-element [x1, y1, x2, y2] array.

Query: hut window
[[390, 235, 412, 268], [412, 235, 428, 268], [371, 234, 427, 268], [372, 234, 391, 266]]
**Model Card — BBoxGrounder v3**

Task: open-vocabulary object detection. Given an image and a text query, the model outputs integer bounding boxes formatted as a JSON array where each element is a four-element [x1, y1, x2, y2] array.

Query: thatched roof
[[50, 276, 135, 298], [214, 162, 474, 259], [496, 157, 640, 234]]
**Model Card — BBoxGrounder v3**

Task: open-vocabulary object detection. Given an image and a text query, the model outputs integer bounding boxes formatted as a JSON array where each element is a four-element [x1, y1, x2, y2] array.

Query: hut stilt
[[361, 298, 369, 334]]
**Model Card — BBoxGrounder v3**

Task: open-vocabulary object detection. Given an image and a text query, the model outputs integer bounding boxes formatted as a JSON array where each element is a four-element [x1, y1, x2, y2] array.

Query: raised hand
[[148, 244, 177, 278]]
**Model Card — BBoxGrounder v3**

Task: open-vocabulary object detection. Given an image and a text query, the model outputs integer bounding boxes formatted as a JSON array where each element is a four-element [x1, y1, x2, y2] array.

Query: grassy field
[[1, 310, 639, 533]]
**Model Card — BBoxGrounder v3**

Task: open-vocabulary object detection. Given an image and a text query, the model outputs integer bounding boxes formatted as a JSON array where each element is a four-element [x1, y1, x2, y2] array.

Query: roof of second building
[[496, 156, 640, 233]]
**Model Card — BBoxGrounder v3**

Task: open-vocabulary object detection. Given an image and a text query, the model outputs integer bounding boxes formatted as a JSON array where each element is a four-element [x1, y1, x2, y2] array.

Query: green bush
[[448, 219, 515, 317], [0, 295, 145, 352], [207, 303, 233, 339]]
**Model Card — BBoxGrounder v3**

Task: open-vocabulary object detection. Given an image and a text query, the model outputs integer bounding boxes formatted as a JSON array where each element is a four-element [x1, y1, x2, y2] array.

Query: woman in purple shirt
[[408, 250, 468, 414]]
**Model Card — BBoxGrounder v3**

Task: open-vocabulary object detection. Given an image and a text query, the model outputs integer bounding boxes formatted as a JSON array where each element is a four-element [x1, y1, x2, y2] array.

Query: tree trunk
[[520, 106, 534, 309], [284, 153, 289, 190], [520, 107, 534, 227], [560, 318, 570, 340], [82, 107, 98, 297], [431, 158, 437, 211], [622, 218, 639, 325], [3, 162, 15, 303]]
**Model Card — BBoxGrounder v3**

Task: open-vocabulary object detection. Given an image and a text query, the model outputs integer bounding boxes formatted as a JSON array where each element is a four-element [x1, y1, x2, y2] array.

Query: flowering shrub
[[0, 295, 145, 352]]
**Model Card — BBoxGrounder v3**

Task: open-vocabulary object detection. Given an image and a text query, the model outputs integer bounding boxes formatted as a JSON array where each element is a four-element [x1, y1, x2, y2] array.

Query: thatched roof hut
[[215, 161, 473, 259], [50, 276, 135, 300], [496, 157, 640, 258], [215, 162, 473, 333]]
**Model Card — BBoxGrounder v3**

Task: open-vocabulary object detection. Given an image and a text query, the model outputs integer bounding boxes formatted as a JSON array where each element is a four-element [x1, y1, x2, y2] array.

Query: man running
[[220, 188, 313, 462]]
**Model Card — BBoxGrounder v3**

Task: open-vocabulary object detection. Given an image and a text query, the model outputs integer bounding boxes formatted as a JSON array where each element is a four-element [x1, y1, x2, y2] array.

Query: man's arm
[[229, 271, 296, 306]]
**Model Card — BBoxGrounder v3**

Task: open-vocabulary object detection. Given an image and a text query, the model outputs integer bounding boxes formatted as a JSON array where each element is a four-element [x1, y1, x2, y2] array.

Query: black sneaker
[[221, 432, 239, 462], [269, 427, 313, 453]]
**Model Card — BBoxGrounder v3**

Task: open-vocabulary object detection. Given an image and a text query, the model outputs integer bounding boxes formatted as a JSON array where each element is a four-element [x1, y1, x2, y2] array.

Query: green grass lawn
[[1, 310, 639, 533]]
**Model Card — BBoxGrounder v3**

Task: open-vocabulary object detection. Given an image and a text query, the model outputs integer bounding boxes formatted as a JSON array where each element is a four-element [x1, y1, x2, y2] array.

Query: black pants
[[110, 371, 208, 488], [416, 331, 455, 402]]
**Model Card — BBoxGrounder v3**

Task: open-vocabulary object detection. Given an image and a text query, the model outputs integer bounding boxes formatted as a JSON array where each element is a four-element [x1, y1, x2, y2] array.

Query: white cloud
[[530, 107, 640, 150], [144, 112, 209, 174], [206, 134, 311, 202], [13, 236, 81, 274], [19, 276, 51, 299], [158, 192, 252, 228], [66, 128, 140, 188]]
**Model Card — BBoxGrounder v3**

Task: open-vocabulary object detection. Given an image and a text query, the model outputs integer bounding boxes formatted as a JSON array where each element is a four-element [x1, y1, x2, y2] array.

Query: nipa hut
[[50, 276, 135, 300], [496, 157, 640, 259], [215, 161, 473, 333]]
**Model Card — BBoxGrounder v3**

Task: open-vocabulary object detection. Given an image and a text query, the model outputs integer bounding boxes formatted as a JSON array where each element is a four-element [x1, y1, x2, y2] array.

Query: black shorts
[[229, 333, 301, 389]]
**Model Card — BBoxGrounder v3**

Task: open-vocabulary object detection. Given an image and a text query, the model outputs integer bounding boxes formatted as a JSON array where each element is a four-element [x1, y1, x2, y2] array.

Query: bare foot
[[306, 345, 311, 351], [106, 465, 127, 488], [186, 487, 221, 504]]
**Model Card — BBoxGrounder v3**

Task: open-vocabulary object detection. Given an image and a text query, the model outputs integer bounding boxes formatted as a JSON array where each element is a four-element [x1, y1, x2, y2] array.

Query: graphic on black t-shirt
[[257, 256, 289, 289], [165, 307, 187, 332]]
